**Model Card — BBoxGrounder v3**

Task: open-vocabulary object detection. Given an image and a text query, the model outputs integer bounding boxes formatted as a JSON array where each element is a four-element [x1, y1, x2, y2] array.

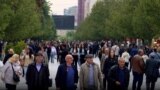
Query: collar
[[34, 63, 43, 66], [36, 63, 42, 66], [86, 62, 95, 67]]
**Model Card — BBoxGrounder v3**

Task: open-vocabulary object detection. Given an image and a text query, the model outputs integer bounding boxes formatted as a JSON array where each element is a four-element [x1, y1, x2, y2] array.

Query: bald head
[[118, 57, 125, 68], [65, 54, 73, 60], [65, 54, 74, 65]]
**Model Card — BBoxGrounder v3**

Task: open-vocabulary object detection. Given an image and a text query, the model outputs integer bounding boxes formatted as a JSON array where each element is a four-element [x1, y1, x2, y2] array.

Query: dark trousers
[[6, 84, 16, 90], [80, 55, 85, 65], [103, 76, 108, 90], [132, 72, 143, 90], [47, 53, 51, 62], [84, 85, 97, 90], [72, 55, 78, 69], [66, 86, 76, 90], [146, 76, 157, 90], [60, 86, 76, 90]]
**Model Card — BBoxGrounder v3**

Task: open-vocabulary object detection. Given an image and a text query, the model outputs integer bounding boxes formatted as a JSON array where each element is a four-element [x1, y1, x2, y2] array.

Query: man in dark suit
[[26, 53, 50, 90], [145, 58, 160, 90], [108, 57, 130, 90], [55, 54, 78, 90]]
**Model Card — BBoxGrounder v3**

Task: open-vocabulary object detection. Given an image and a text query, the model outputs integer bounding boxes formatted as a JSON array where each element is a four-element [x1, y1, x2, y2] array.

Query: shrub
[[5, 41, 27, 55]]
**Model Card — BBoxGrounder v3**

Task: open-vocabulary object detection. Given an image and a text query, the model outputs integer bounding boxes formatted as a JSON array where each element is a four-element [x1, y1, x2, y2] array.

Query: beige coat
[[23, 54, 34, 67], [79, 62, 103, 90]]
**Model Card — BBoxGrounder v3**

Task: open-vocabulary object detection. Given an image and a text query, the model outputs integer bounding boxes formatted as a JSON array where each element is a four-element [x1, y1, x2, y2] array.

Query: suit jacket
[[55, 64, 78, 89], [108, 65, 130, 90], [26, 63, 49, 90], [145, 59, 160, 78]]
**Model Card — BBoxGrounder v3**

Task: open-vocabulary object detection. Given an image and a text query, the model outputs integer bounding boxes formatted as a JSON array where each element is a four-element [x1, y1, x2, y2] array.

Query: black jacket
[[60, 48, 68, 64], [145, 59, 160, 78], [26, 63, 50, 90], [108, 65, 130, 90], [103, 57, 118, 77], [79, 48, 87, 55], [55, 64, 78, 89]]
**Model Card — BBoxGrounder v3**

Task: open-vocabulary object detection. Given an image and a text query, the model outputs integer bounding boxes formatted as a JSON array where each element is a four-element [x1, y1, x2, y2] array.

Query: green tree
[[0, 1, 13, 39], [133, 0, 160, 41], [76, 0, 160, 42], [3, 0, 41, 41], [0, 0, 56, 41], [37, 1, 56, 40], [76, 1, 107, 40]]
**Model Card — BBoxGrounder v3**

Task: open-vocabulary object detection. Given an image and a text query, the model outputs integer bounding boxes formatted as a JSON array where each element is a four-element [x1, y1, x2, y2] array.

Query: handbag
[[48, 78, 52, 87], [11, 63, 20, 82]]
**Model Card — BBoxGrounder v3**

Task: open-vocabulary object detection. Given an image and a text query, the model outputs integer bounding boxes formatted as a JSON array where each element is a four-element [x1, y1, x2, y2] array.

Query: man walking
[[131, 49, 145, 90], [108, 57, 130, 90], [55, 54, 78, 90], [79, 54, 102, 90], [145, 57, 160, 90], [26, 53, 50, 90]]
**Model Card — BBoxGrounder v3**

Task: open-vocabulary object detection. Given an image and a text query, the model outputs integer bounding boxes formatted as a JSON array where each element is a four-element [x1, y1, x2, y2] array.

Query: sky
[[47, 0, 78, 15]]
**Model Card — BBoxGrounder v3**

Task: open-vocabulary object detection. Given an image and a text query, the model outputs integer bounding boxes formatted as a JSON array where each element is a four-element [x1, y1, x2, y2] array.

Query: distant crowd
[[0, 40, 160, 90]]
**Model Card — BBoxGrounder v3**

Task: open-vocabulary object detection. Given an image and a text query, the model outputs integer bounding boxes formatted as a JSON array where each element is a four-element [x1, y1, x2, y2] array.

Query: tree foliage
[[75, 0, 160, 41], [0, 0, 56, 41]]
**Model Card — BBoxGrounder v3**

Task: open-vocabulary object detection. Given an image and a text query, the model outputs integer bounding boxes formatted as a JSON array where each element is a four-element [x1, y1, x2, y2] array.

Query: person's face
[[13, 57, 19, 62], [86, 58, 94, 64], [139, 50, 144, 56], [110, 50, 115, 57], [118, 59, 125, 68], [66, 56, 73, 64], [105, 49, 109, 55], [36, 55, 43, 63]]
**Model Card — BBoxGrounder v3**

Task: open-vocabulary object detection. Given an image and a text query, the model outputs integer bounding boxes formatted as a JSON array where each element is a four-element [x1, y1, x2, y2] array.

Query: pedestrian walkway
[[0, 58, 160, 90]]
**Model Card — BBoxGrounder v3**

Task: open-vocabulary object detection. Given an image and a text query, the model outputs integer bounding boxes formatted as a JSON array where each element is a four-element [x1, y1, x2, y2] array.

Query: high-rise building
[[78, 0, 98, 26], [64, 6, 78, 26], [78, 0, 85, 26], [84, 0, 98, 18]]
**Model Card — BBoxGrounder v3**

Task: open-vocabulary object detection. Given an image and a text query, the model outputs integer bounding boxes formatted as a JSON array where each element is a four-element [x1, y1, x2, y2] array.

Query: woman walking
[[1, 54, 22, 90]]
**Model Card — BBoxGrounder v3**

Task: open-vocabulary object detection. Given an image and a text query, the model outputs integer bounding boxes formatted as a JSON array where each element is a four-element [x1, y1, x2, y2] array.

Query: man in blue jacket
[[145, 58, 160, 90], [55, 54, 78, 90]]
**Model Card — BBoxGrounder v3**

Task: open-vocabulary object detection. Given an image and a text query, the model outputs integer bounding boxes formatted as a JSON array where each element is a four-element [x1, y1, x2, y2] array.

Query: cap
[[85, 54, 94, 59]]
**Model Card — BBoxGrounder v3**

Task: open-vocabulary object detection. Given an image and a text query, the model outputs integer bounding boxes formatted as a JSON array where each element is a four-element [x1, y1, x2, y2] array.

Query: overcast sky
[[47, 0, 78, 15]]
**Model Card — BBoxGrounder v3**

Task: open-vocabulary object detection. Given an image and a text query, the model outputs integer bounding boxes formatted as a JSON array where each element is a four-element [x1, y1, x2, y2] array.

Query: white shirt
[[142, 55, 149, 63]]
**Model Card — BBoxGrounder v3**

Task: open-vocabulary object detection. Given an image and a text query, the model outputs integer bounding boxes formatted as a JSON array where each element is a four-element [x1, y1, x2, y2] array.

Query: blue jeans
[[132, 72, 143, 90]]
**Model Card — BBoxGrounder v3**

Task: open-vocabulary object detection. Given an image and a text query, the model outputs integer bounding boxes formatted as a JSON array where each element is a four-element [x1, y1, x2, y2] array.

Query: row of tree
[[0, 0, 56, 41], [75, 0, 160, 41]]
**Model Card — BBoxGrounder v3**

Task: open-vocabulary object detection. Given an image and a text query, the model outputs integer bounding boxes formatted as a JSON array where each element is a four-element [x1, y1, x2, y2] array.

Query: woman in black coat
[[79, 43, 87, 65], [26, 53, 50, 90], [103, 49, 118, 90]]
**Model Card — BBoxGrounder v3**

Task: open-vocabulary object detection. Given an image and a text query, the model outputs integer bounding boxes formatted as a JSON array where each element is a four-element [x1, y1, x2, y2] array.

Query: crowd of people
[[0, 40, 160, 90]]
